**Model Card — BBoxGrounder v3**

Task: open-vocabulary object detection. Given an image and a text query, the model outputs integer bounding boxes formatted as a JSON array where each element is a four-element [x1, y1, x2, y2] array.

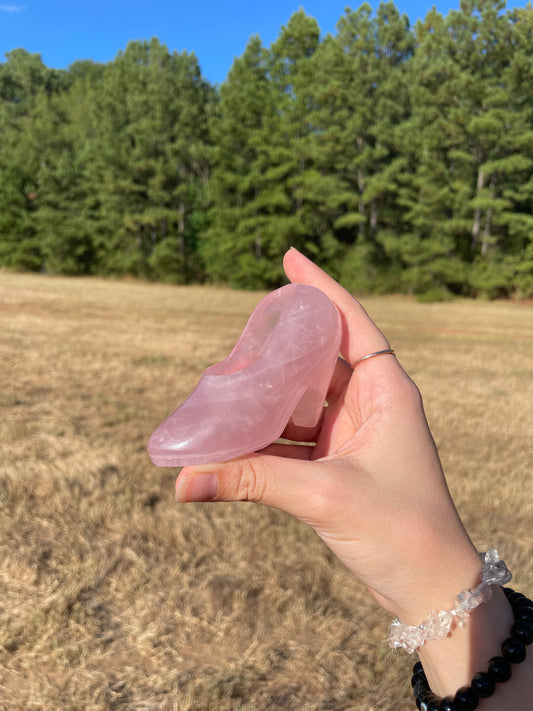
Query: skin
[[175, 248, 533, 706]]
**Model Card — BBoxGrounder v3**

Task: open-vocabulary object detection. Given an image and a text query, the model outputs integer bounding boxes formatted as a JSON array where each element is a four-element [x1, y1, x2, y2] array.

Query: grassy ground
[[1, 272, 532, 711]]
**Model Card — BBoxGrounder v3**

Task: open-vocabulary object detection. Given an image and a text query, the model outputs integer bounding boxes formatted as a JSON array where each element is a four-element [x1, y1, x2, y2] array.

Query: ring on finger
[[351, 348, 396, 369]]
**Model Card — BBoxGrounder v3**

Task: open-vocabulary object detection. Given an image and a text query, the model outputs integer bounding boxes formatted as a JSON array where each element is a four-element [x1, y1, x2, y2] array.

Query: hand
[[175, 248, 480, 626]]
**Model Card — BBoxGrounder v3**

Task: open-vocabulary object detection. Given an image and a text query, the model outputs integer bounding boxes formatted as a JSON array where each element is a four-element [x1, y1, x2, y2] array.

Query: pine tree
[[394, 7, 477, 297], [201, 36, 281, 287], [88, 39, 213, 281], [30, 87, 97, 274], [339, 2, 414, 292], [463, 1, 533, 296], [0, 50, 68, 270]]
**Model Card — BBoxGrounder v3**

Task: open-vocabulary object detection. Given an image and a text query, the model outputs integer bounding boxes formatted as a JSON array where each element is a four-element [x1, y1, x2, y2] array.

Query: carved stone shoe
[[148, 283, 342, 466]]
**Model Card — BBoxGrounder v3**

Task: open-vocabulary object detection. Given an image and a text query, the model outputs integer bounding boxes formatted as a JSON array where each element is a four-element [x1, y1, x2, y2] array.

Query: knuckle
[[307, 461, 351, 518], [396, 370, 425, 411], [233, 458, 266, 502], [309, 482, 341, 519], [408, 379, 425, 413]]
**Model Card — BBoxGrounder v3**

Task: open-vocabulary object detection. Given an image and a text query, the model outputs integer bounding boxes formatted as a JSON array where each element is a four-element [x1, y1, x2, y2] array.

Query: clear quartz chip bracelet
[[389, 549, 512, 654]]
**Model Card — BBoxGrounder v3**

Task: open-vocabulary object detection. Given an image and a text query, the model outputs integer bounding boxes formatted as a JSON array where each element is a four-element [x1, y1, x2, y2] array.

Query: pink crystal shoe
[[148, 283, 342, 466]]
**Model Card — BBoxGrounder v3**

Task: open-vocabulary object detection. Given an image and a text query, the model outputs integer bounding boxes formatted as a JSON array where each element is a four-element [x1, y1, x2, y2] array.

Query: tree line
[[1, 0, 532, 298]]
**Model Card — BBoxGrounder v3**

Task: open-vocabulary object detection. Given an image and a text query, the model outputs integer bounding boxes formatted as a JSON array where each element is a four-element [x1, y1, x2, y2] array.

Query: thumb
[[175, 453, 328, 522]]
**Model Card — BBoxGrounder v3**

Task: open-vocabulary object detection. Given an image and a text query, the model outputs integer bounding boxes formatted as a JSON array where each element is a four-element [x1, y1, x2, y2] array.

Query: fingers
[[175, 454, 322, 517], [281, 420, 321, 443], [283, 248, 390, 365], [259, 441, 315, 459], [277, 358, 352, 444], [328, 356, 353, 402]]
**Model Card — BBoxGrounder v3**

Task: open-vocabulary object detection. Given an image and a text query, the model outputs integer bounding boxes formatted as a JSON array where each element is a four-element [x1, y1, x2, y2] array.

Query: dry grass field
[[1, 271, 532, 711]]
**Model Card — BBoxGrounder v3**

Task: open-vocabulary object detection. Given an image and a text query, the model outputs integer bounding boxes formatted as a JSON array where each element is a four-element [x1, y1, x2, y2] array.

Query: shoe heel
[[290, 356, 336, 428]]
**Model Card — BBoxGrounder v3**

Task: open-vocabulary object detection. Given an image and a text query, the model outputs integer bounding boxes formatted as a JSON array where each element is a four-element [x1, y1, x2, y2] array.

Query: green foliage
[[1, 1, 532, 299]]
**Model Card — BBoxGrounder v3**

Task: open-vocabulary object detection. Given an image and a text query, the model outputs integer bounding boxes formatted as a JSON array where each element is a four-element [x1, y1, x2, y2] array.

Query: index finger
[[283, 248, 390, 366]]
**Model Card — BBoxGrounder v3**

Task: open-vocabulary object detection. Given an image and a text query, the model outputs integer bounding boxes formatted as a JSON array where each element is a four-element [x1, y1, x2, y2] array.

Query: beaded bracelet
[[412, 587, 533, 710], [389, 550, 512, 653]]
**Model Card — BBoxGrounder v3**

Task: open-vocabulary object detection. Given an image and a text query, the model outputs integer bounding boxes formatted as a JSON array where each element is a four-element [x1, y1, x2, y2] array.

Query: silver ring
[[351, 348, 396, 369]]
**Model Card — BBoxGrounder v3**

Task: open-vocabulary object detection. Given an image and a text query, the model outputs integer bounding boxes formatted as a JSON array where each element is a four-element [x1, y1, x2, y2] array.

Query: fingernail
[[175, 473, 218, 503]]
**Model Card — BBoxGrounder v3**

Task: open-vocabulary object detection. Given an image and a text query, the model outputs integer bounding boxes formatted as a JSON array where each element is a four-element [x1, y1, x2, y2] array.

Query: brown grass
[[0, 272, 532, 710]]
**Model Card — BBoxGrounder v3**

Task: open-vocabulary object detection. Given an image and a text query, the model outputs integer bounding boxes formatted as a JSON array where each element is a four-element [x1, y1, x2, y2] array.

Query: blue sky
[[0, 0, 522, 85]]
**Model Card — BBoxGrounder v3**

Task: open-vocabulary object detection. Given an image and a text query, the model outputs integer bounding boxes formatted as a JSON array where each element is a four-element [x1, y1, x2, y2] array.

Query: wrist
[[388, 533, 482, 628], [416, 585, 514, 697], [390, 549, 511, 654]]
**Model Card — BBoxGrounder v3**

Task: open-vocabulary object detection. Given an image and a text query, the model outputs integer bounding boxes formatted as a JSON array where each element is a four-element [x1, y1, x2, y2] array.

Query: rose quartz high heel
[[148, 283, 342, 466]]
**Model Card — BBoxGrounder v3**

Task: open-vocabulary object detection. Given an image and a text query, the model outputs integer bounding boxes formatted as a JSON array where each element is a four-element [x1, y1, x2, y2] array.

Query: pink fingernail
[[176, 473, 218, 503]]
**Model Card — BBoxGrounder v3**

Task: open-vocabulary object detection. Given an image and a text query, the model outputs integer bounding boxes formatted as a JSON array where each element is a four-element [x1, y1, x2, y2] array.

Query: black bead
[[487, 655, 512, 683], [415, 688, 430, 711], [470, 671, 495, 698], [439, 696, 458, 711], [511, 619, 533, 645], [454, 686, 479, 710], [413, 660, 424, 675], [416, 694, 439, 711], [423, 696, 441, 711], [503, 588, 522, 603], [515, 597, 533, 610], [412, 670, 428, 687], [516, 606, 533, 625], [514, 597, 531, 607], [502, 636, 526, 663], [414, 679, 430, 701]]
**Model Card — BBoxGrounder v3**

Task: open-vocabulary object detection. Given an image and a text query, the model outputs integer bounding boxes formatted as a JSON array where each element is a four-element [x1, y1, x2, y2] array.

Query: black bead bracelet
[[412, 587, 533, 710]]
